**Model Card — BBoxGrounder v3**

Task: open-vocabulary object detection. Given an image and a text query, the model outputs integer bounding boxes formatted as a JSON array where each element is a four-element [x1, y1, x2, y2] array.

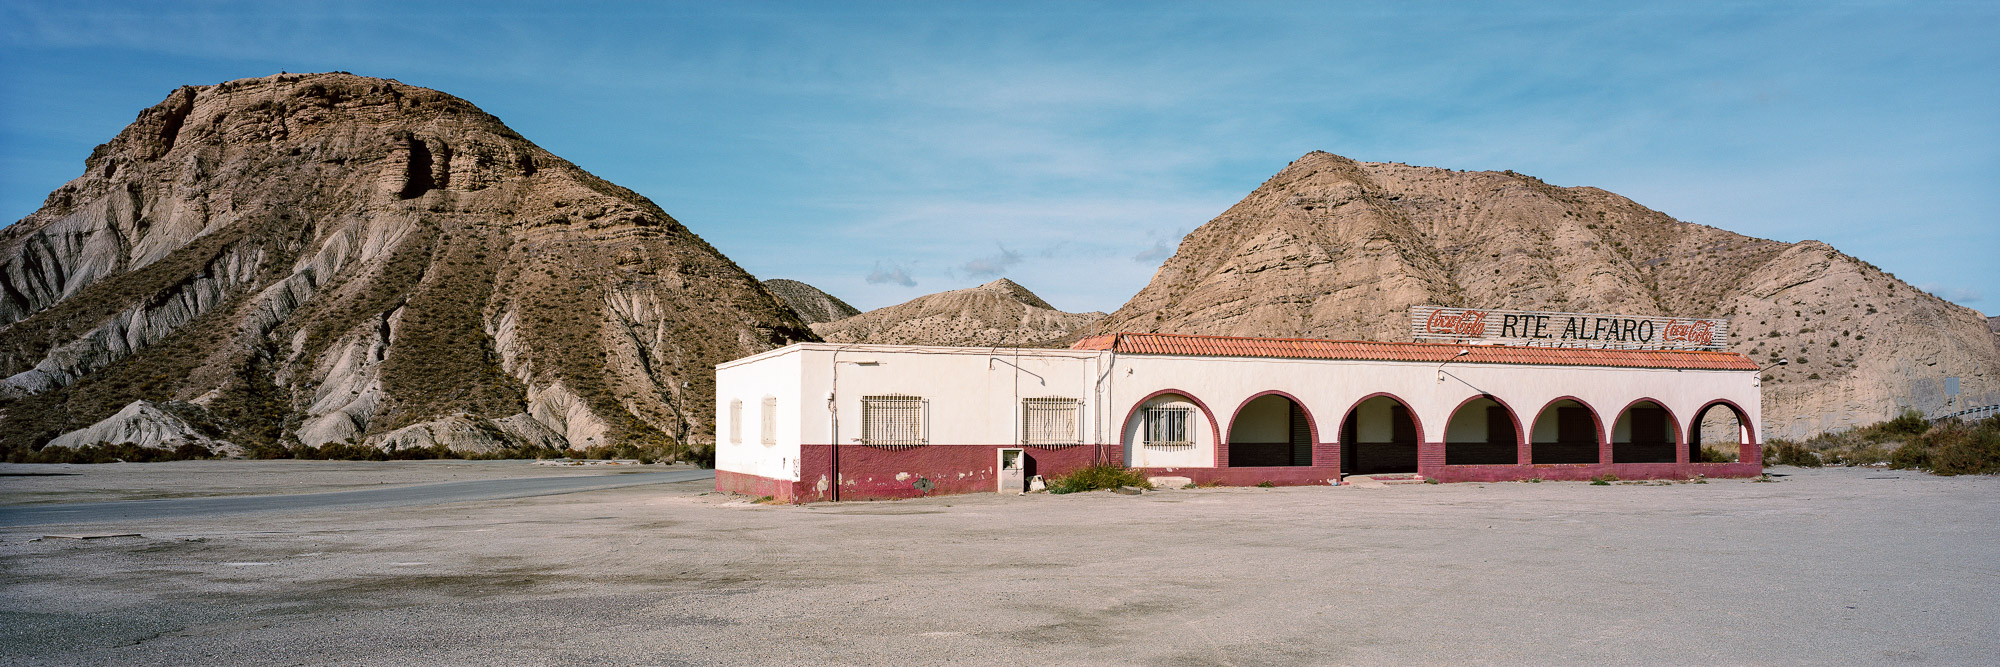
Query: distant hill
[[763, 279, 860, 324], [0, 73, 813, 459], [1087, 151, 1999, 439], [812, 278, 1101, 348]]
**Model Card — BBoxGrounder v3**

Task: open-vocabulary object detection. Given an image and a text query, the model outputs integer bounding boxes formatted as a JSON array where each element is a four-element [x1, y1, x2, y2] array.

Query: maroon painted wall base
[[717, 440, 1764, 503]]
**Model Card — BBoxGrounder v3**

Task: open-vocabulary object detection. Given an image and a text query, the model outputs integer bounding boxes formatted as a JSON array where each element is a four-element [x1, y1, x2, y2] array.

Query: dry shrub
[[1047, 464, 1151, 494]]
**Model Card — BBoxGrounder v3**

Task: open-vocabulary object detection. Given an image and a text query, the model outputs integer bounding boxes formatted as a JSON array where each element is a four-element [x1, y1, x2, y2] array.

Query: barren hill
[[763, 279, 860, 324], [1088, 151, 1998, 438], [0, 73, 812, 458], [812, 278, 1101, 348]]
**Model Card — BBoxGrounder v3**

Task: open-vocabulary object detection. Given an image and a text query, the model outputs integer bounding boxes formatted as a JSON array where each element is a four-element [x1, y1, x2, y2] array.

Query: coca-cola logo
[[1661, 319, 1714, 343], [1425, 309, 1489, 337]]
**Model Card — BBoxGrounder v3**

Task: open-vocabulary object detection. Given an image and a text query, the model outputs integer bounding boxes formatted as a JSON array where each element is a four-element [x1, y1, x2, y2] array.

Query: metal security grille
[[1144, 406, 1193, 448], [728, 399, 743, 445], [760, 396, 778, 446], [1022, 397, 1081, 447], [861, 395, 927, 448]]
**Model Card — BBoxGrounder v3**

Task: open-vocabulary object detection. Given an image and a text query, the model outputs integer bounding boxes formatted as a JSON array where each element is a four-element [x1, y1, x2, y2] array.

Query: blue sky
[[2, 1, 1994, 315]]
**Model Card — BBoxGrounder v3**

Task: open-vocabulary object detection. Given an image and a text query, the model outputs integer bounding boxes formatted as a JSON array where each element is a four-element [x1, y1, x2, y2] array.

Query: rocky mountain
[[763, 279, 860, 324], [812, 278, 1101, 347], [0, 73, 813, 460], [1088, 151, 1998, 439]]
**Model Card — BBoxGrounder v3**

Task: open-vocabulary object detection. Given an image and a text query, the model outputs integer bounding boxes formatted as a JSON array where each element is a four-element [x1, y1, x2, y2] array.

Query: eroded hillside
[[1089, 152, 1998, 438], [0, 73, 813, 458]]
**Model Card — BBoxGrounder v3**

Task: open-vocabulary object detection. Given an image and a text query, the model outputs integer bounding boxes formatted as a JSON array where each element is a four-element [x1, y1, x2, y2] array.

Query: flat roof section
[[1070, 332, 1759, 371]]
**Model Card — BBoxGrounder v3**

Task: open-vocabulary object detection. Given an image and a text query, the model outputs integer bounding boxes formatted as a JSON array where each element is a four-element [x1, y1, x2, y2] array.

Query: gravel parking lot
[[2, 464, 1995, 666]]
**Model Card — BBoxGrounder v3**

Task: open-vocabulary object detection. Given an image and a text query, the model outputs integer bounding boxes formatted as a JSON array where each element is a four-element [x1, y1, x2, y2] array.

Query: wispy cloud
[[961, 244, 1022, 278], [1133, 239, 1173, 263], [864, 261, 915, 287]]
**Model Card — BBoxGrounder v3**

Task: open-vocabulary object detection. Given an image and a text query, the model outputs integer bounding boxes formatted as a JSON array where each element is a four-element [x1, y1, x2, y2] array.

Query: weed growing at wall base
[[1046, 464, 1152, 494]]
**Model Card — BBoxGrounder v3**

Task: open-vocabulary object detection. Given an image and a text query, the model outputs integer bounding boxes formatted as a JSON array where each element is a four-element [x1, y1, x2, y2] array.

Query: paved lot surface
[[2, 465, 1995, 666], [0, 460, 679, 506], [0, 469, 712, 527]]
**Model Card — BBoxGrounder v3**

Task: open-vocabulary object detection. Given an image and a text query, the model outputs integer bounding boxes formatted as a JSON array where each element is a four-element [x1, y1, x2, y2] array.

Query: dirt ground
[[0, 459, 666, 506], [2, 464, 1995, 666]]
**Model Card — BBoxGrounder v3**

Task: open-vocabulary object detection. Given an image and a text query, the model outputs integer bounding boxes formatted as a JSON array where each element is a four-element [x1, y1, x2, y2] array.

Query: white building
[[716, 333, 1763, 502]]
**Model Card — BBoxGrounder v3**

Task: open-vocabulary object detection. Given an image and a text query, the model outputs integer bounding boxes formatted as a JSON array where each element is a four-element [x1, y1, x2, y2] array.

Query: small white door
[[997, 448, 1026, 494]]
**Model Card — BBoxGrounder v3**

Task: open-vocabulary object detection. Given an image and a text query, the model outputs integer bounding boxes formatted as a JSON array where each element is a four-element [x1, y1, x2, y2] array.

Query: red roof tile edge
[[1069, 332, 1758, 371]]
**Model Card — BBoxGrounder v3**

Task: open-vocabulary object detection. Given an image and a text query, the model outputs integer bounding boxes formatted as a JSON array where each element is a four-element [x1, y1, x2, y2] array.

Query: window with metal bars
[[1144, 405, 1193, 448], [1021, 397, 1080, 447], [760, 396, 778, 446], [861, 395, 927, 448], [728, 399, 743, 445]]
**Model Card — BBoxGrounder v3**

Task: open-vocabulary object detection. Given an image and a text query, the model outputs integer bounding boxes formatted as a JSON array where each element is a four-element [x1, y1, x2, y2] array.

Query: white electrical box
[[997, 448, 1025, 494]]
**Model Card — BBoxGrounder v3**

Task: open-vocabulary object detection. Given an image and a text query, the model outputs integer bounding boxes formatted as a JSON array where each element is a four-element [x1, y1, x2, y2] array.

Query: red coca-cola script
[[1425, 309, 1489, 337], [1661, 319, 1714, 344]]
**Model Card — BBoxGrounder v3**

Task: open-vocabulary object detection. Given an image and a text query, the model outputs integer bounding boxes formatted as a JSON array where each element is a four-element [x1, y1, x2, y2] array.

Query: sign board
[[1409, 305, 1728, 350]]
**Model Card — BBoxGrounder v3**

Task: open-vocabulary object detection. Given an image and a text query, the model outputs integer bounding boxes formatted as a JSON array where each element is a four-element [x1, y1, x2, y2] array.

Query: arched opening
[[1611, 400, 1678, 463], [1690, 402, 1749, 462], [1340, 395, 1419, 475], [1122, 391, 1213, 469], [1228, 393, 1314, 467], [1445, 396, 1518, 465], [1530, 398, 1600, 464]]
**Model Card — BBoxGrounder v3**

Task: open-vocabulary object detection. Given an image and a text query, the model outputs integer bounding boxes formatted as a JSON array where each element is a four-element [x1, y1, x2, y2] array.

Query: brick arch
[[1119, 388, 1224, 466], [1688, 399, 1757, 445], [1527, 395, 1605, 445], [1226, 390, 1323, 445], [1443, 393, 1526, 446], [1611, 397, 1684, 444], [1337, 391, 1427, 445]]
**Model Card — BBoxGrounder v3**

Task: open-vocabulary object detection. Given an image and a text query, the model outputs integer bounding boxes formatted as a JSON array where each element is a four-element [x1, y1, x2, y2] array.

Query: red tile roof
[[1070, 332, 1758, 371]]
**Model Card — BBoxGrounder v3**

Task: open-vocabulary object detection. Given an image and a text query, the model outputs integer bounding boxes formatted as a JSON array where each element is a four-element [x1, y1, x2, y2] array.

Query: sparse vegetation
[[1764, 412, 1999, 476], [1046, 464, 1152, 494]]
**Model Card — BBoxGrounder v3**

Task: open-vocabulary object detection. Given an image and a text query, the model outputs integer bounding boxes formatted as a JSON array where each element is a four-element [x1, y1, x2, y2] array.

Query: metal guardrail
[[1933, 404, 2000, 422]]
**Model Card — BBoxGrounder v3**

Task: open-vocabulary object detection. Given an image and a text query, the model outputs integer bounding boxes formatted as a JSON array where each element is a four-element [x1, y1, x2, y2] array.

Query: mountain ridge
[[0, 72, 812, 459], [1088, 151, 1998, 438], [812, 278, 1101, 348]]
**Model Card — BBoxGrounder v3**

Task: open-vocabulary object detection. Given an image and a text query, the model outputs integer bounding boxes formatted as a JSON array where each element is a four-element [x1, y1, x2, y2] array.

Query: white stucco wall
[[715, 346, 804, 481], [787, 345, 1106, 447], [1443, 396, 1503, 443], [1123, 393, 1215, 468], [716, 343, 1764, 473], [1229, 394, 1293, 442]]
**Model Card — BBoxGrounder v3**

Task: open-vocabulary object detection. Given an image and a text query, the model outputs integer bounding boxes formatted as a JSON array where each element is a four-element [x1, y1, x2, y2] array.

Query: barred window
[[861, 395, 927, 448], [760, 396, 778, 446], [1145, 406, 1193, 448], [728, 399, 743, 445], [1022, 397, 1081, 446]]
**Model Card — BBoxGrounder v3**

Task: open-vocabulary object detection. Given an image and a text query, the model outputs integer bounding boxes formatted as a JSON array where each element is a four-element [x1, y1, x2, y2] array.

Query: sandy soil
[[1, 466, 1995, 666], [0, 459, 672, 506]]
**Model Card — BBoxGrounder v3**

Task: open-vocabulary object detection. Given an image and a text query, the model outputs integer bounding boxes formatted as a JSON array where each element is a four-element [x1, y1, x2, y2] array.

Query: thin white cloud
[[1133, 239, 1173, 264], [961, 244, 1022, 278], [864, 261, 915, 288]]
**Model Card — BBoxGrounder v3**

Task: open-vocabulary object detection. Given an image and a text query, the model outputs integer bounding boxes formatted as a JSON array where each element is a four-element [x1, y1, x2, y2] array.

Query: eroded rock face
[[0, 73, 812, 456], [44, 400, 241, 456], [1090, 151, 1999, 438], [763, 279, 860, 324], [812, 278, 1101, 348]]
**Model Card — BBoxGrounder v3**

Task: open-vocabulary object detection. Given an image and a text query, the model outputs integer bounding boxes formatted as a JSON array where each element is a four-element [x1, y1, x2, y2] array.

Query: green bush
[[1046, 464, 1152, 494], [1890, 416, 2000, 476], [22, 442, 216, 464], [1766, 439, 1822, 467]]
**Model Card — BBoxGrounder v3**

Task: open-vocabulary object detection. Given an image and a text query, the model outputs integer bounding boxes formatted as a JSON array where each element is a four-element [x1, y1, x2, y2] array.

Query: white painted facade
[[717, 341, 1763, 481]]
